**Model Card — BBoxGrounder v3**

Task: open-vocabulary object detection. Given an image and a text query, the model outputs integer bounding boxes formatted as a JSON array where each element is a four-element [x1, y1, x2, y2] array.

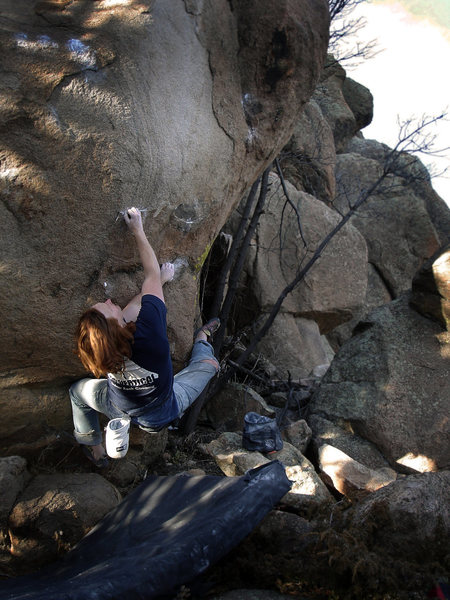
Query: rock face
[[2, 8, 450, 595], [310, 295, 450, 472], [0, 0, 329, 447]]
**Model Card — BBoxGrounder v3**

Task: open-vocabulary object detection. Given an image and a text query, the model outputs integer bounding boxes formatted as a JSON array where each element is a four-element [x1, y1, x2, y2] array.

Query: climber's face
[[93, 299, 125, 326]]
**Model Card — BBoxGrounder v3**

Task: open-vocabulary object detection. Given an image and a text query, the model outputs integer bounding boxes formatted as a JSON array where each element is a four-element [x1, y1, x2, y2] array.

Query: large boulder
[[334, 153, 440, 298], [348, 471, 450, 565], [410, 243, 450, 331], [8, 473, 121, 568], [0, 0, 329, 446], [313, 57, 371, 153], [247, 179, 368, 327], [241, 177, 367, 377], [345, 136, 450, 245], [310, 295, 450, 472], [279, 99, 336, 203]]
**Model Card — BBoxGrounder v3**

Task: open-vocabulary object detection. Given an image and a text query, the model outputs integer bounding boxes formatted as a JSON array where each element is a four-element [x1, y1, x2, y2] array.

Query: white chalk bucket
[[105, 417, 131, 459]]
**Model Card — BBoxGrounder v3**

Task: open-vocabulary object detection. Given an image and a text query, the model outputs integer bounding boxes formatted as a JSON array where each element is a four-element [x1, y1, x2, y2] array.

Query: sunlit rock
[[410, 244, 450, 331], [318, 444, 397, 500]]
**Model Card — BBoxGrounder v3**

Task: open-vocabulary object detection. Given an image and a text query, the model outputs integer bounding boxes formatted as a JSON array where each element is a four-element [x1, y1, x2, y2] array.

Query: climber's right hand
[[124, 207, 144, 234]]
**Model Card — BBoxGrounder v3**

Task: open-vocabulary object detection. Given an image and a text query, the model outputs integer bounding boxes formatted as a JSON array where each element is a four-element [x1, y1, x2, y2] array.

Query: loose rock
[[281, 419, 312, 454], [0, 456, 30, 525], [202, 383, 275, 432], [318, 444, 397, 500]]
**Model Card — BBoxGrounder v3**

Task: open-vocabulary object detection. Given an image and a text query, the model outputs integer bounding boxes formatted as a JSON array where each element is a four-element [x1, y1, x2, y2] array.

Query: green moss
[[194, 240, 213, 278]]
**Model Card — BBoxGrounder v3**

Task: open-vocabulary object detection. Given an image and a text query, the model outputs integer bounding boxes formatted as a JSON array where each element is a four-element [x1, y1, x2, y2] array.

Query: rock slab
[[311, 295, 450, 472]]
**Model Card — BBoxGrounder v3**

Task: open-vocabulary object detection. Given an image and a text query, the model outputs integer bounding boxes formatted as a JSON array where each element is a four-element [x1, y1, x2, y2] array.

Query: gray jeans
[[70, 340, 219, 445]]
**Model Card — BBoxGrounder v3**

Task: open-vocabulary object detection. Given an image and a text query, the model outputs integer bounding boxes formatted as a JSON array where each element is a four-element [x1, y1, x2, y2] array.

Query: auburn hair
[[75, 308, 136, 378]]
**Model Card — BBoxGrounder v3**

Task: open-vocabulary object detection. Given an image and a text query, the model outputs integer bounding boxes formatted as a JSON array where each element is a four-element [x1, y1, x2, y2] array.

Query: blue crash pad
[[0, 460, 291, 600]]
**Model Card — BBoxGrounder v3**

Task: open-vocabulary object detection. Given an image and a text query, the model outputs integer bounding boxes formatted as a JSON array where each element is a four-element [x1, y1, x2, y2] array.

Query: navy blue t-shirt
[[107, 295, 178, 429]]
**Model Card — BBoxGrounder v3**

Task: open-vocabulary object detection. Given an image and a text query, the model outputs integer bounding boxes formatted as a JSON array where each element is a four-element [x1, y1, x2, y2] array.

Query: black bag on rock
[[242, 411, 283, 453]]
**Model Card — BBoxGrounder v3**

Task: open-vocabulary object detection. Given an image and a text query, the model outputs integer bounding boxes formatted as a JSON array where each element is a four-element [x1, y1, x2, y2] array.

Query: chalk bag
[[105, 417, 131, 459], [242, 412, 283, 453]]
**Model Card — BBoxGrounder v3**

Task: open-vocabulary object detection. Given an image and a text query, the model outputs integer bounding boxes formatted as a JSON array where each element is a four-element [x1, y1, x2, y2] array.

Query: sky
[[339, 0, 450, 206]]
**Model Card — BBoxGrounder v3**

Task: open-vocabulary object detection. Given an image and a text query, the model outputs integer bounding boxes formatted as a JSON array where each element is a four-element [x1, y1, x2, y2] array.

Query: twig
[[209, 178, 261, 318], [275, 157, 307, 247], [226, 359, 273, 387], [213, 167, 271, 355]]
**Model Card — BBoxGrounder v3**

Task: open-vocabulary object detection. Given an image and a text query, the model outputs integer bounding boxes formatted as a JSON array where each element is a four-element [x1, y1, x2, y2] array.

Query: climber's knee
[[200, 358, 220, 372]]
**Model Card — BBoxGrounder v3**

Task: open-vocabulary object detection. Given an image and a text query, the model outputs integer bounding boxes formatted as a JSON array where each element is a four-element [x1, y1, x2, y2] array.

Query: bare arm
[[122, 291, 143, 324], [123, 208, 164, 308]]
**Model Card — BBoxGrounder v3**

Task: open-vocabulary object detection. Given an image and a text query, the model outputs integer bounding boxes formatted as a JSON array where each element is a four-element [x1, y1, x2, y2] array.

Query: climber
[[69, 207, 220, 467]]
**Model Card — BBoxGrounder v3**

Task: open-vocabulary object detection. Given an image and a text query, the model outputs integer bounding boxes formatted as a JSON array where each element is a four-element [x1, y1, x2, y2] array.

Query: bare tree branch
[[328, 0, 380, 68], [213, 168, 271, 355], [275, 157, 307, 248], [329, 0, 366, 21], [209, 177, 260, 318]]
